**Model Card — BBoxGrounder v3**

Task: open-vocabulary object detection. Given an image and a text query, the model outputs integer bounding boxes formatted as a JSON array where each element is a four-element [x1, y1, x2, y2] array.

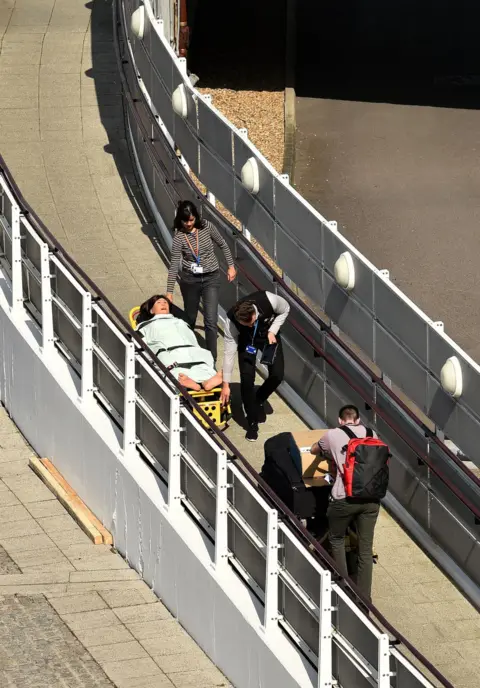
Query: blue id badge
[[245, 345, 257, 355]]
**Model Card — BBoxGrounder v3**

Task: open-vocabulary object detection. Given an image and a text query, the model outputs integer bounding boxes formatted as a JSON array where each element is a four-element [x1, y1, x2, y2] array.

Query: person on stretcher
[[136, 295, 223, 392]]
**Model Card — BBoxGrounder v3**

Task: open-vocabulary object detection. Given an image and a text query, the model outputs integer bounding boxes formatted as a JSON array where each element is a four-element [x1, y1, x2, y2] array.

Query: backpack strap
[[339, 425, 356, 440], [365, 427, 373, 438]]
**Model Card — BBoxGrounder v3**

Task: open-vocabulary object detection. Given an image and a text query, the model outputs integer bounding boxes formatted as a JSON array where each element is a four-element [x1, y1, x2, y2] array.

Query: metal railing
[[121, 0, 480, 472], [0, 156, 452, 687], [114, 0, 480, 609]]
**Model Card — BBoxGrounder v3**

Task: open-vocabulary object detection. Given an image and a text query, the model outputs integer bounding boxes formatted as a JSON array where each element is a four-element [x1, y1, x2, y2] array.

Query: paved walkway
[[0, 0, 478, 686]]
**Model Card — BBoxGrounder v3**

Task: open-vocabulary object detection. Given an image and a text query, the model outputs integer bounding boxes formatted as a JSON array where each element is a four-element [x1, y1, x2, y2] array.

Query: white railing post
[[81, 291, 94, 404], [263, 508, 279, 633], [10, 204, 23, 313], [377, 634, 391, 688], [318, 570, 333, 688], [168, 396, 182, 512], [122, 342, 136, 455], [40, 243, 54, 354], [214, 449, 228, 571]]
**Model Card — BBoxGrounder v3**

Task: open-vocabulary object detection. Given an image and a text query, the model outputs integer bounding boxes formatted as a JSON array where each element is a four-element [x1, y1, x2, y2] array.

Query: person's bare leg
[[202, 370, 223, 391], [178, 373, 201, 391]]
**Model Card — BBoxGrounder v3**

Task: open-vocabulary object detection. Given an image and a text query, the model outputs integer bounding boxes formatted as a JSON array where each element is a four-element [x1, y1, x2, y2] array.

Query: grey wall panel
[[94, 318, 126, 375], [197, 98, 233, 166], [235, 241, 272, 293], [133, 39, 153, 95], [332, 643, 373, 688], [323, 230, 374, 313], [150, 69, 174, 134], [429, 496, 479, 586], [375, 418, 426, 475], [282, 338, 316, 401], [323, 273, 375, 361], [325, 363, 370, 423], [233, 134, 275, 214], [23, 229, 41, 273], [375, 389, 429, 460], [304, 374, 327, 421], [427, 376, 480, 464], [428, 323, 480, 423], [234, 179, 275, 257], [325, 338, 375, 407], [136, 366, 170, 429], [274, 179, 323, 257], [374, 275, 428, 366], [149, 31, 173, 94], [93, 356, 124, 419], [135, 122, 155, 195], [388, 457, 423, 509], [173, 116, 199, 176], [53, 304, 82, 366], [53, 268, 83, 324], [276, 229, 323, 307], [153, 168, 176, 225], [375, 323, 427, 413], [22, 267, 42, 318], [281, 319, 324, 376], [198, 142, 235, 215], [428, 442, 480, 523], [325, 384, 346, 427], [429, 471, 477, 537], [183, 423, 218, 484]]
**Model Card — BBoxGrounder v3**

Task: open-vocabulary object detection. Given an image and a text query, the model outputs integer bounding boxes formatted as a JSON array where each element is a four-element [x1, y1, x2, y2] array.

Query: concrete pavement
[[0, 0, 479, 685]]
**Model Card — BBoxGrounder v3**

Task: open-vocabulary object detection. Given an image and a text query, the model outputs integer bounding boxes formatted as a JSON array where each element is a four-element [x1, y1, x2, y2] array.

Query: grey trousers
[[327, 498, 380, 600]]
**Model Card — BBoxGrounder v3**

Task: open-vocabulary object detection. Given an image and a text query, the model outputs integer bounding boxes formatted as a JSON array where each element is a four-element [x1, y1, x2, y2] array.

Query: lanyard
[[251, 318, 259, 345], [184, 230, 200, 264]]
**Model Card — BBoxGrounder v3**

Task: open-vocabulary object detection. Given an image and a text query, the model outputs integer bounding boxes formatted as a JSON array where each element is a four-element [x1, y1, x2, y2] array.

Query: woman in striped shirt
[[166, 201, 236, 363]]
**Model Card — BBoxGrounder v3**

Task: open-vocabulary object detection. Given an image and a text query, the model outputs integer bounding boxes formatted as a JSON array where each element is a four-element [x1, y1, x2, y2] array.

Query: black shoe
[[257, 403, 267, 424], [245, 424, 259, 441]]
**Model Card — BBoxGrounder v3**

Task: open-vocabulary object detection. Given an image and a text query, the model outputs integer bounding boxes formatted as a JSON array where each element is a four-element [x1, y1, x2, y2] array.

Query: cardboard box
[[291, 429, 331, 488]]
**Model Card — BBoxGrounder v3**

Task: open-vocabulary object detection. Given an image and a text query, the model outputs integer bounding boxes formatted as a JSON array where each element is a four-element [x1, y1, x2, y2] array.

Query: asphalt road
[[294, 0, 480, 361]]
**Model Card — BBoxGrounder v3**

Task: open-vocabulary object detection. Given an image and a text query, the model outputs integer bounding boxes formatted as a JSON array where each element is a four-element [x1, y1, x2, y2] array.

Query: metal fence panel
[[23, 228, 41, 273], [22, 265, 42, 318], [93, 355, 125, 419], [136, 363, 170, 429], [279, 582, 319, 656], [228, 516, 266, 592], [276, 228, 323, 304], [149, 27, 174, 95], [52, 267, 83, 325], [150, 71, 174, 136], [332, 642, 374, 688], [183, 419, 219, 485], [197, 98, 233, 166], [280, 533, 320, 607], [2, 191, 12, 229], [93, 316, 126, 376], [53, 303, 82, 366], [228, 470, 268, 544], [333, 589, 379, 671], [136, 406, 169, 472], [181, 460, 216, 529]]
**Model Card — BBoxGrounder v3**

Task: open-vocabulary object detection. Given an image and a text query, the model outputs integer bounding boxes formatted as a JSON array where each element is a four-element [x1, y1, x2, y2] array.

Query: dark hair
[[137, 294, 170, 324], [173, 200, 204, 231], [233, 300, 256, 324], [339, 405, 359, 422]]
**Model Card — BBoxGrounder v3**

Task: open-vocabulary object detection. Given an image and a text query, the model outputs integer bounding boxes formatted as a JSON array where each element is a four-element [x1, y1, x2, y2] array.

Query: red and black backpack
[[339, 426, 390, 500]]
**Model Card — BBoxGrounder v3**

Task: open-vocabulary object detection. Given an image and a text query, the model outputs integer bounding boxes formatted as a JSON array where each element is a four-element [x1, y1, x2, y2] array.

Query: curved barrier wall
[[115, 0, 480, 606], [0, 157, 452, 686], [121, 0, 480, 473]]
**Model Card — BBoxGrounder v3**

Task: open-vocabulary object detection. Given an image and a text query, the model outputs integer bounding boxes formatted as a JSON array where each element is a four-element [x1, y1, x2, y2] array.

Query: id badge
[[190, 262, 204, 274], [245, 345, 257, 355]]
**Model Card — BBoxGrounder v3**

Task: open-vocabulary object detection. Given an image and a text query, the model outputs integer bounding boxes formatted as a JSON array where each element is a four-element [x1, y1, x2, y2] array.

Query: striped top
[[167, 220, 234, 293]]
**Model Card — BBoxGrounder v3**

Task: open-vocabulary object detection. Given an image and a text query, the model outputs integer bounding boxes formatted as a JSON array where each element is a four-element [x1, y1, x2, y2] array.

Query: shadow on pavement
[[296, 0, 480, 109], [87, 0, 170, 265]]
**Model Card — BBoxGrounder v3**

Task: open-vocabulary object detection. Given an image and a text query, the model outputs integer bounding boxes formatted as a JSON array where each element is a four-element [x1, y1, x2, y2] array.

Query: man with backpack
[[310, 405, 389, 601]]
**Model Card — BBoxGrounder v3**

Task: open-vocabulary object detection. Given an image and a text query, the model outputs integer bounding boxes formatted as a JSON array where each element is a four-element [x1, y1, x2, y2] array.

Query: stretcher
[[129, 306, 231, 430]]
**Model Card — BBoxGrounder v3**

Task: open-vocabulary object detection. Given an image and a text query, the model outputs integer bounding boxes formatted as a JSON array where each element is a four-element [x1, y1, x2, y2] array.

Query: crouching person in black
[[220, 290, 290, 441]]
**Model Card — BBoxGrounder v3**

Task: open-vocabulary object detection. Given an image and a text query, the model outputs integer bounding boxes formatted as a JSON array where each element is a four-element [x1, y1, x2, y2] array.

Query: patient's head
[[138, 295, 171, 323]]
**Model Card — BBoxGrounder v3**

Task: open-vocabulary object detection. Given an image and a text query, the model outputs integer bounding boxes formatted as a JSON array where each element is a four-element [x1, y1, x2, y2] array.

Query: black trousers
[[327, 498, 380, 601], [238, 337, 284, 424], [179, 270, 220, 363]]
